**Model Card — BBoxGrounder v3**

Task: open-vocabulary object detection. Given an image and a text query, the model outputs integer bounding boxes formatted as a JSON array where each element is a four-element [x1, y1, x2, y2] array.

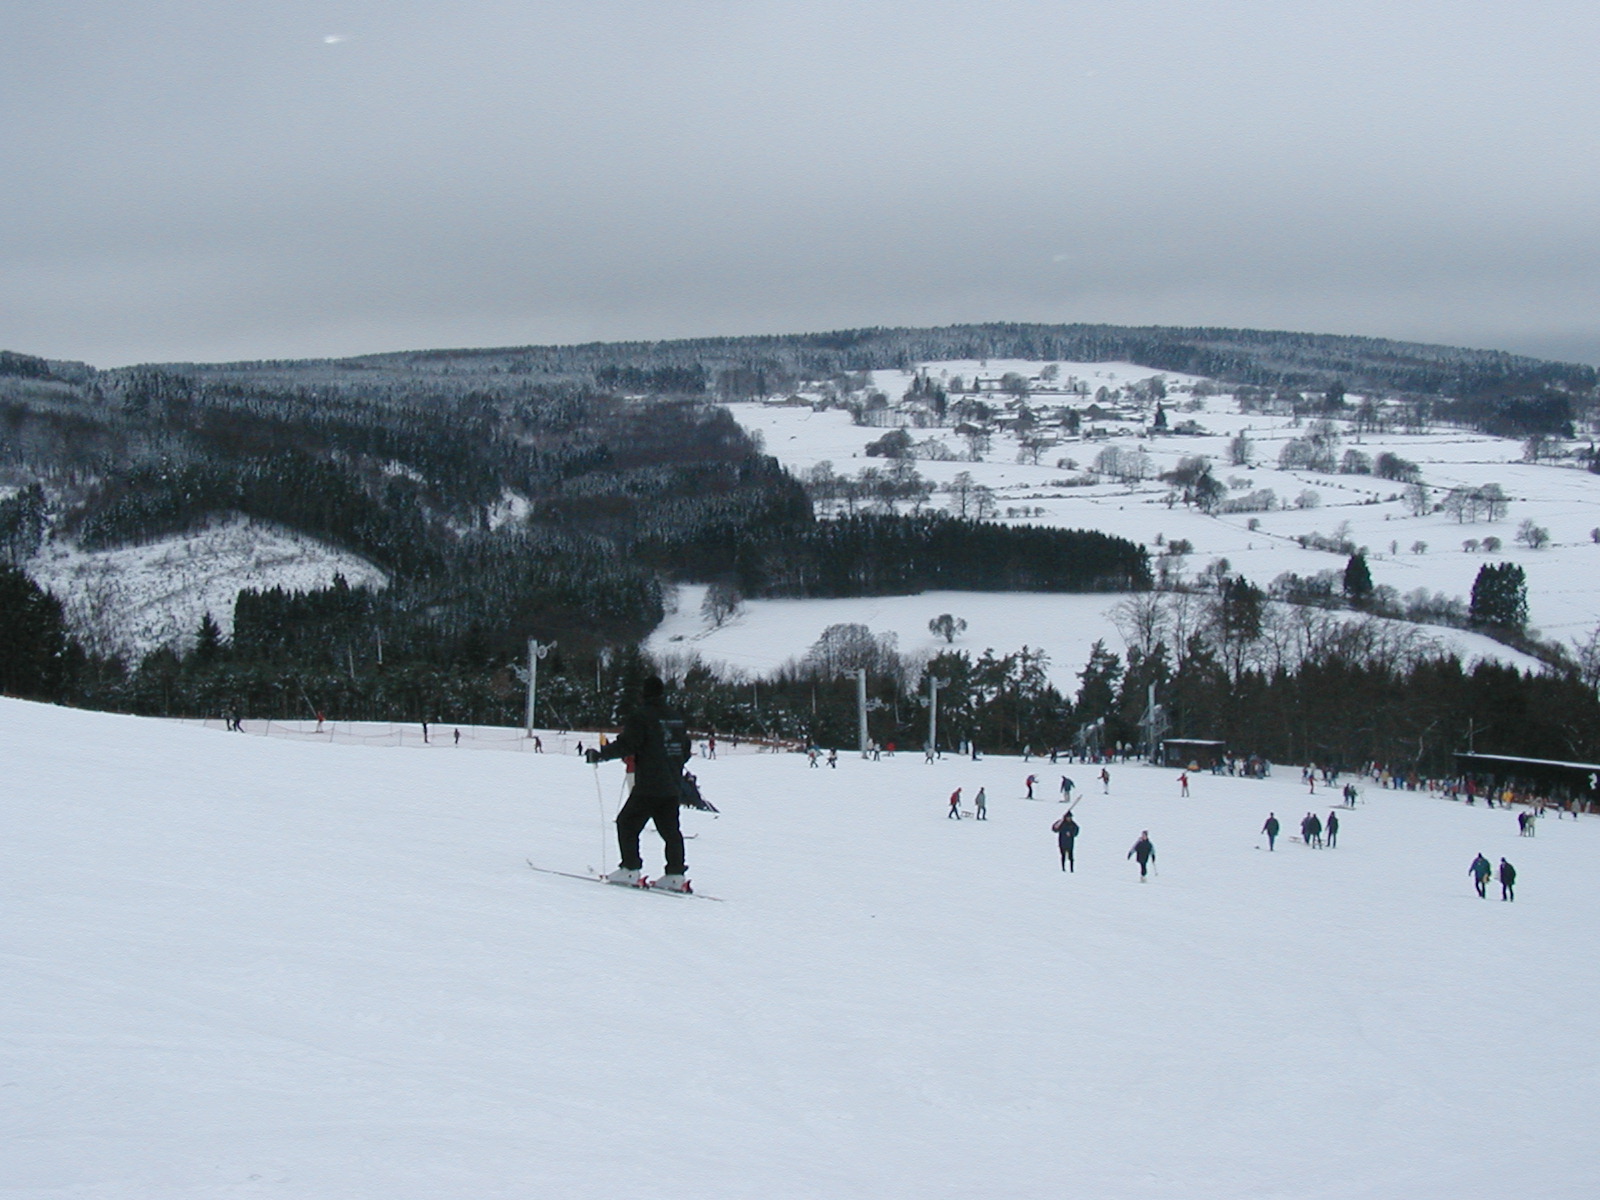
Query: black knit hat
[[641, 675, 666, 700]]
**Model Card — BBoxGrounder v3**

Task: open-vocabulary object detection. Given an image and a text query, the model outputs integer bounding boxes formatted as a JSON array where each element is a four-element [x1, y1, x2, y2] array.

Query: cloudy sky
[[5, 1, 1600, 368]]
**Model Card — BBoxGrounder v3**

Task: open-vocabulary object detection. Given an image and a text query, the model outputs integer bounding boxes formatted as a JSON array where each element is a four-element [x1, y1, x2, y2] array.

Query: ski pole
[[592, 763, 609, 872]]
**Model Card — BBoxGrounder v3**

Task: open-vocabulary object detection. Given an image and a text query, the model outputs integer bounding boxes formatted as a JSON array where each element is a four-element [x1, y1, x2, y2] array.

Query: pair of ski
[[527, 860, 725, 901]]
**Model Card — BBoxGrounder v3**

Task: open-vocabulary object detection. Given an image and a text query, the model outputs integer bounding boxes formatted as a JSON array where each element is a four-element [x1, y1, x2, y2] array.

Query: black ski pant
[[1059, 839, 1075, 871], [1501, 881, 1514, 901], [1474, 877, 1487, 898], [616, 792, 686, 875]]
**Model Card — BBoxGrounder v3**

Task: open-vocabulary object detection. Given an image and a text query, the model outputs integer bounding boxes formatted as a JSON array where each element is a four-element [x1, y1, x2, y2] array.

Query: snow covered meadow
[[7, 697, 1598, 1198], [647, 585, 1544, 696]]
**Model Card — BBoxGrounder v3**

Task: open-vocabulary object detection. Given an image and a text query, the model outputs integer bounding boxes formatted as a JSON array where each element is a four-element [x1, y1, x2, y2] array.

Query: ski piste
[[526, 861, 725, 901]]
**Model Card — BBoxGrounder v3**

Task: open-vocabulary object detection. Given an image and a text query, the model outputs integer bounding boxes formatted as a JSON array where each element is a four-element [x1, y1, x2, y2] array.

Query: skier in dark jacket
[[1498, 858, 1516, 901], [589, 676, 693, 891], [1128, 831, 1155, 879], [1054, 812, 1079, 871], [1469, 853, 1492, 898], [1325, 810, 1339, 849], [1262, 813, 1280, 850]]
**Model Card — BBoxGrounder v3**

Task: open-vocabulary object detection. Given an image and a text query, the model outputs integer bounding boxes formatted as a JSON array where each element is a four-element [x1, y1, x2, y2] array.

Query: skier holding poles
[[588, 676, 694, 892]]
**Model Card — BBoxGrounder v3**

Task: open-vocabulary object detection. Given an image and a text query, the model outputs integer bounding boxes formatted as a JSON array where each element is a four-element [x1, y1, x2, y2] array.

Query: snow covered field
[[724, 359, 1600, 651], [7, 697, 1597, 1198], [648, 586, 1544, 694]]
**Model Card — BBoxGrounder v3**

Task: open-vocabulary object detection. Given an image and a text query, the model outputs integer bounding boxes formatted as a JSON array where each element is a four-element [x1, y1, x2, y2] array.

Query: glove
[[585, 749, 602, 765]]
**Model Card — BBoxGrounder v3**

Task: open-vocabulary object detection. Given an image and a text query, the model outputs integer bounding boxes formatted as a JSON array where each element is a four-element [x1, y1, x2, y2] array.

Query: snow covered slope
[[25, 517, 387, 659], [6, 697, 1597, 1198]]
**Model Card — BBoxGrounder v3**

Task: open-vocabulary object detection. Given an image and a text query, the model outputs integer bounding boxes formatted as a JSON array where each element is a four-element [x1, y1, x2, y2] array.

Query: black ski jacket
[[598, 700, 691, 798]]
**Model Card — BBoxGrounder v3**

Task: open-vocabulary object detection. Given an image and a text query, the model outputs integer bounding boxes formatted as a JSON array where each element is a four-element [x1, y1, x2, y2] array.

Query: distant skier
[[1469, 853, 1492, 898], [974, 787, 988, 820], [1325, 810, 1339, 849], [1262, 812, 1280, 851], [948, 788, 963, 820], [1499, 858, 1516, 901], [828, 748, 838, 769], [1054, 811, 1079, 871], [1127, 831, 1156, 879], [588, 676, 693, 892], [1060, 776, 1075, 803], [1100, 767, 1111, 794], [1178, 771, 1190, 797], [1025, 774, 1037, 799]]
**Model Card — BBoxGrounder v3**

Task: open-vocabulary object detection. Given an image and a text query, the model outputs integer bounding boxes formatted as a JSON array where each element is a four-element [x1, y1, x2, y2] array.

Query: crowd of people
[[933, 753, 1543, 900]]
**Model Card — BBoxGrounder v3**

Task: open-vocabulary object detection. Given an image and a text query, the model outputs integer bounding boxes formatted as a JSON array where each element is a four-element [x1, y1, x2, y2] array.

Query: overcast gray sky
[[5, 1, 1600, 368]]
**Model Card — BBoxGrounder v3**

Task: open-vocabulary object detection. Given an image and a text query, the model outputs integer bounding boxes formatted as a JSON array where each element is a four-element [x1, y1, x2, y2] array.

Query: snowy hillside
[[23, 517, 387, 659], [726, 359, 1600, 648], [7, 697, 1598, 1198]]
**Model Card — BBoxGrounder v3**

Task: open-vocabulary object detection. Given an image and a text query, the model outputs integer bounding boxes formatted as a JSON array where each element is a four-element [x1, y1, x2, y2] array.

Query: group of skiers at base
[[1258, 811, 1338, 850], [589, 678, 1537, 907]]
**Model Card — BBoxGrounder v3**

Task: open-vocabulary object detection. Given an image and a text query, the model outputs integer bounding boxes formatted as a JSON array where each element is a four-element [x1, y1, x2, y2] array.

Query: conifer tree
[[1343, 552, 1374, 605], [1470, 562, 1528, 629]]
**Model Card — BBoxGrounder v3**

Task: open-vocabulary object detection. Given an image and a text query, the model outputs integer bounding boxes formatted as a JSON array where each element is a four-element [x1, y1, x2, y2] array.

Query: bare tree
[[701, 580, 744, 628], [1111, 592, 1170, 659], [1402, 481, 1431, 517], [1516, 519, 1550, 549], [1574, 622, 1600, 691]]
